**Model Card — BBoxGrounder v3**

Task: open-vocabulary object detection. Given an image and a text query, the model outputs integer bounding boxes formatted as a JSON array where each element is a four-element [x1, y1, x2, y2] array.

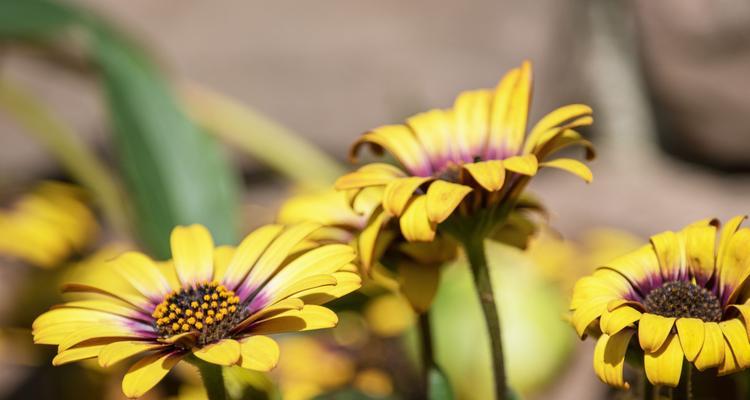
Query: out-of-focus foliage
[[0, 0, 240, 258]]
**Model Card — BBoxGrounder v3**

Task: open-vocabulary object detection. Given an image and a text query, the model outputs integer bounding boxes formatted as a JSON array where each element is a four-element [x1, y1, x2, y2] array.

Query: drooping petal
[[718, 228, 750, 305], [718, 337, 742, 376], [238, 335, 280, 371], [503, 154, 538, 176], [463, 160, 505, 191], [121, 352, 182, 398], [193, 339, 241, 366], [676, 318, 705, 362], [600, 305, 641, 335], [695, 322, 725, 371], [638, 313, 675, 353], [383, 177, 432, 217], [644, 334, 683, 387], [357, 207, 389, 273], [720, 319, 750, 369], [171, 225, 215, 286], [351, 125, 433, 176], [425, 180, 472, 224], [539, 158, 593, 183], [523, 104, 593, 154], [571, 270, 634, 337], [399, 195, 436, 242], [593, 329, 635, 389], [99, 340, 167, 367]]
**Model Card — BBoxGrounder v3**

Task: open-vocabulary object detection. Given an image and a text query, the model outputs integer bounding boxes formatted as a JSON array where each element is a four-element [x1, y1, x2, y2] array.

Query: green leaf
[[0, 0, 240, 257], [428, 365, 455, 400]]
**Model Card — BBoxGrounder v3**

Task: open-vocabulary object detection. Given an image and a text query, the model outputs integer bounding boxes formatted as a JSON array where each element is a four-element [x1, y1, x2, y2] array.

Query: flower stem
[[463, 236, 506, 400], [194, 360, 227, 400], [419, 312, 435, 395]]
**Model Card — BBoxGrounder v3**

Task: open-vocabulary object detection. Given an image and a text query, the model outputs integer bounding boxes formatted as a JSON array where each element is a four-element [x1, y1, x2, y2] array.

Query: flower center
[[152, 281, 247, 346], [643, 281, 722, 322]]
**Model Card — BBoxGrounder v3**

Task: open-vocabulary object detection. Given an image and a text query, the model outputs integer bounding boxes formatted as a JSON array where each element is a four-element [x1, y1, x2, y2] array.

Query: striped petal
[[644, 334, 683, 387], [238, 335, 280, 371], [352, 125, 433, 176], [463, 160, 505, 191], [383, 177, 432, 217], [407, 110, 453, 170], [539, 158, 593, 183], [193, 338, 241, 366], [122, 352, 182, 398], [599, 244, 661, 295], [676, 318, 704, 362], [425, 181, 472, 224], [487, 65, 527, 158], [171, 225, 215, 286], [695, 322, 725, 371], [399, 195, 436, 242], [593, 329, 635, 389], [650, 230, 685, 282], [453, 90, 492, 162], [638, 313, 675, 353]]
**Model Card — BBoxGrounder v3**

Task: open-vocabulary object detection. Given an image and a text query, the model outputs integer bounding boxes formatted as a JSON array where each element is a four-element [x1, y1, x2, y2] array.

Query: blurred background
[[1, 0, 750, 399]]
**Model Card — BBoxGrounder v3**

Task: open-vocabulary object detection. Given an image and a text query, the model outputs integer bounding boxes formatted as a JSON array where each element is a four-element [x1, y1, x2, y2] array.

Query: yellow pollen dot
[[203, 294, 211, 301], [221, 301, 228, 308], [215, 313, 224, 321], [185, 309, 193, 316], [195, 311, 204, 319], [205, 317, 214, 324], [181, 324, 190, 331], [188, 317, 196, 325], [168, 312, 176, 319], [211, 301, 218, 308], [208, 310, 215, 316], [191, 301, 199, 308], [229, 305, 237, 312], [172, 323, 180, 331], [201, 303, 209, 310], [178, 318, 185, 324], [211, 293, 219, 300], [195, 322, 204, 329]]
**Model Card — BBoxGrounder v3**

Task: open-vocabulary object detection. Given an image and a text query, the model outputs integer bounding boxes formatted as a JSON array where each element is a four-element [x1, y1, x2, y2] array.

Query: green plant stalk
[[0, 78, 131, 235], [192, 359, 227, 400], [463, 236, 506, 400], [419, 312, 435, 395], [181, 83, 346, 189]]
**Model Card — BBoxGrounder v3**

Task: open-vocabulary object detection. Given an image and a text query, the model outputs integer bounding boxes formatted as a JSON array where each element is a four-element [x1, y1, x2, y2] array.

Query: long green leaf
[[0, 0, 240, 257]]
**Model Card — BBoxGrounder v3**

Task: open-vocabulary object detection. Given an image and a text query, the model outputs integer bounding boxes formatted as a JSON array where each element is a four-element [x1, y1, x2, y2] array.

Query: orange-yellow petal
[[644, 334, 683, 387], [238, 335, 280, 371], [425, 181, 472, 224], [193, 338, 241, 366], [121, 352, 182, 398], [638, 313, 675, 353]]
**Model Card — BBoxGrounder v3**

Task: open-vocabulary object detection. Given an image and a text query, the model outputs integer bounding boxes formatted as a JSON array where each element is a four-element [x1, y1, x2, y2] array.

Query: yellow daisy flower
[[335, 60, 594, 242], [32, 222, 360, 398], [570, 216, 750, 389], [0, 181, 97, 268]]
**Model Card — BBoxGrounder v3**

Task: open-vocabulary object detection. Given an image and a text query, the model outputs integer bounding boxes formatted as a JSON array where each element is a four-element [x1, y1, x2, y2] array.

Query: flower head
[[33, 223, 360, 398], [570, 216, 750, 388], [0, 182, 97, 268], [335, 61, 594, 242]]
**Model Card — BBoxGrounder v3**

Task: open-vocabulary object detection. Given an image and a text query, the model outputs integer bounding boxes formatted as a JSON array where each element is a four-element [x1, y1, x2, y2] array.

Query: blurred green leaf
[[0, 0, 240, 257], [428, 366, 455, 400]]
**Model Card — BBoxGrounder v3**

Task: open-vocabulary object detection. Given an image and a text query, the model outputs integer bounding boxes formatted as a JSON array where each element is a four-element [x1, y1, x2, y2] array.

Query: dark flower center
[[643, 281, 722, 322], [152, 281, 248, 346]]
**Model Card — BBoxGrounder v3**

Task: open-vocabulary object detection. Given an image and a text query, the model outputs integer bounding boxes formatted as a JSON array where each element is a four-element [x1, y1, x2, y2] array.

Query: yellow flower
[[570, 216, 750, 388], [0, 181, 97, 268], [32, 223, 360, 398], [335, 61, 594, 242]]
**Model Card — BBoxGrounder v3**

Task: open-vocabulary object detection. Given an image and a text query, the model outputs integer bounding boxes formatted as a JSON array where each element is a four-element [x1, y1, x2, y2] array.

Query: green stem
[[463, 236, 506, 400], [0, 78, 131, 236], [419, 312, 435, 396], [193, 359, 228, 400]]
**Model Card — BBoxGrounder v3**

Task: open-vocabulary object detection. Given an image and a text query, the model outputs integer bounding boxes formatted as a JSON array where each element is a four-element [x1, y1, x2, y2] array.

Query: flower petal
[[114, 252, 173, 301], [718, 228, 750, 305], [352, 125, 433, 176], [222, 224, 284, 290], [407, 110, 453, 170], [600, 305, 641, 335], [524, 103, 593, 154], [599, 244, 661, 296], [644, 334, 683, 387], [357, 208, 389, 273], [398, 261, 440, 314], [539, 158, 593, 183], [383, 177, 432, 217], [193, 339, 241, 366], [399, 195, 436, 242], [248, 305, 338, 334], [334, 163, 406, 190], [682, 223, 717, 287], [238, 335, 280, 371], [695, 322, 725, 371], [171, 225, 215, 286], [453, 90, 492, 162], [122, 352, 182, 398], [676, 318, 704, 362], [503, 154, 538, 176], [638, 313, 676, 353], [425, 181, 472, 224], [720, 319, 750, 369], [463, 160, 505, 192], [650, 230, 685, 282], [99, 340, 167, 368], [487, 63, 530, 158], [593, 329, 635, 389]]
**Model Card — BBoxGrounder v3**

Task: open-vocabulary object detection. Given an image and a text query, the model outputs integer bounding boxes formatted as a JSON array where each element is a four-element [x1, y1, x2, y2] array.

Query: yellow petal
[[638, 313, 675, 353], [352, 125, 432, 176], [488, 62, 531, 156], [212, 245, 236, 282], [171, 225, 215, 286], [599, 245, 660, 297], [193, 339, 241, 366], [463, 160, 505, 191], [222, 224, 284, 289], [114, 252, 173, 300], [262, 244, 354, 298], [58, 324, 144, 351], [503, 154, 538, 176], [334, 163, 406, 190], [717, 215, 747, 272], [539, 158, 593, 183], [238, 335, 280, 371], [382, 177, 431, 217], [682, 223, 717, 286], [122, 352, 181, 398], [650, 230, 685, 282], [695, 322, 725, 371], [593, 329, 635, 389], [524, 103, 593, 154], [453, 90, 492, 161], [407, 110, 453, 169], [357, 208, 389, 273], [398, 261, 440, 314], [676, 318, 704, 362], [600, 305, 641, 335], [719, 228, 750, 305], [718, 337, 741, 376], [52, 340, 112, 366], [425, 181, 472, 224], [720, 319, 750, 368], [249, 305, 338, 334], [399, 195, 436, 242], [644, 334, 683, 387], [99, 340, 166, 368]]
